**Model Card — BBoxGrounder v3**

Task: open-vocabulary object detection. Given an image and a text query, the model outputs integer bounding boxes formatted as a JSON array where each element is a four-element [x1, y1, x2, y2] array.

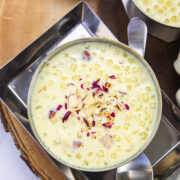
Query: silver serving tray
[[0, 2, 180, 180]]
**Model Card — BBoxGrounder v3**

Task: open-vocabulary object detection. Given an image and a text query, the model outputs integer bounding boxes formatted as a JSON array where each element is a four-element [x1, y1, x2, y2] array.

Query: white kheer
[[30, 41, 158, 169], [133, 0, 180, 27]]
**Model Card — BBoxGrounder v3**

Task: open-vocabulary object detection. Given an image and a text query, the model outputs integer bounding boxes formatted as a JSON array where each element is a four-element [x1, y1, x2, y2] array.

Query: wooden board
[[0, 0, 180, 179]]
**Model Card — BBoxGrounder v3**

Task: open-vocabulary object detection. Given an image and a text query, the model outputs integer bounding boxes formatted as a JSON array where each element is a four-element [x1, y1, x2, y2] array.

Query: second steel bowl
[[122, 0, 180, 42]]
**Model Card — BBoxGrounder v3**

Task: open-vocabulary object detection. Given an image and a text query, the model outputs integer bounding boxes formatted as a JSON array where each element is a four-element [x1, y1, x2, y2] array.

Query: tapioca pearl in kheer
[[133, 0, 180, 27], [30, 41, 158, 169]]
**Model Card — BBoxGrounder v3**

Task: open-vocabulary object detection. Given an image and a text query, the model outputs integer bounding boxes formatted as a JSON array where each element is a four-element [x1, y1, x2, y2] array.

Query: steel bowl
[[122, 0, 180, 42], [27, 38, 162, 172]]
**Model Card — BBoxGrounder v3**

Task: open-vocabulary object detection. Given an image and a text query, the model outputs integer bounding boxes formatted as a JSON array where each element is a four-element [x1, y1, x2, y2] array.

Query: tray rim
[[0, 1, 180, 179]]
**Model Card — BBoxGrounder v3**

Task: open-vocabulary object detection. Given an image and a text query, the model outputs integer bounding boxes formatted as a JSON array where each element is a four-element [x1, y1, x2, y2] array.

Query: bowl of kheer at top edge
[[125, 0, 180, 42], [28, 38, 162, 172], [132, 0, 180, 28]]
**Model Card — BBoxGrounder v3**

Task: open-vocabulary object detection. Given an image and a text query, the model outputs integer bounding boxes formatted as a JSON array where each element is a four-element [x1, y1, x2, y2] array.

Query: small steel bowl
[[122, 0, 180, 42], [27, 38, 162, 172]]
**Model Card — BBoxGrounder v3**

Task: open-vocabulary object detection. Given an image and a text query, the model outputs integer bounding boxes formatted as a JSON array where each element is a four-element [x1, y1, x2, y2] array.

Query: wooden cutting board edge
[[0, 101, 67, 180], [0, 102, 41, 178]]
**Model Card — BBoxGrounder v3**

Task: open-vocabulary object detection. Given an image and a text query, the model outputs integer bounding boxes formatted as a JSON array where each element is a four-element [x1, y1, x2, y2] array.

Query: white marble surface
[[0, 119, 40, 180]]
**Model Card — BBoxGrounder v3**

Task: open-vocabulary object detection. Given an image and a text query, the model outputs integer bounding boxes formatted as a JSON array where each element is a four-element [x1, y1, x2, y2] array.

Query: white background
[[0, 119, 40, 180]]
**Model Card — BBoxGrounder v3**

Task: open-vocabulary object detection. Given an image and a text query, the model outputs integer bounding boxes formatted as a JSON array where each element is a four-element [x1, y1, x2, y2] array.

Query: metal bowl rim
[[27, 37, 162, 172]]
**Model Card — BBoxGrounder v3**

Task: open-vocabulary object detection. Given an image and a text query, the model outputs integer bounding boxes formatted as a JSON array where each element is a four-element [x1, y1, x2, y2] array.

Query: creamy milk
[[30, 41, 158, 169], [133, 0, 180, 27]]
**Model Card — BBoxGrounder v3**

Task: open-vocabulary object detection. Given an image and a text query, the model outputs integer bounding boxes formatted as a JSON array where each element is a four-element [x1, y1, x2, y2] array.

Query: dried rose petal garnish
[[62, 111, 72, 122], [83, 117, 90, 128], [102, 122, 113, 129], [91, 79, 101, 89], [77, 116, 80, 120], [109, 75, 116, 79], [104, 82, 111, 88], [73, 141, 82, 149], [81, 84, 84, 89], [111, 112, 115, 117], [82, 50, 91, 60], [92, 120, 96, 127], [56, 105, 62, 111], [48, 110, 56, 119], [102, 86, 108, 92], [76, 110, 80, 114], [96, 87, 102, 92], [91, 132, 96, 134], [99, 93, 103, 97], [87, 132, 90, 137], [65, 103, 67, 109], [125, 104, 130, 110]]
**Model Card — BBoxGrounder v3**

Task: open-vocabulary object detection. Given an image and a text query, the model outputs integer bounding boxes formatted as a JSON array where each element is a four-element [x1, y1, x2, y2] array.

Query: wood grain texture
[[0, 102, 67, 180], [0, 0, 180, 179]]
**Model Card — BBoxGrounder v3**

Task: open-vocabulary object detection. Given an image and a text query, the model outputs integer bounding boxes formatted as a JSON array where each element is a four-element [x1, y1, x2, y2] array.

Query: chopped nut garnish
[[102, 134, 113, 149], [76, 96, 83, 110], [68, 94, 78, 108], [83, 93, 95, 109]]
